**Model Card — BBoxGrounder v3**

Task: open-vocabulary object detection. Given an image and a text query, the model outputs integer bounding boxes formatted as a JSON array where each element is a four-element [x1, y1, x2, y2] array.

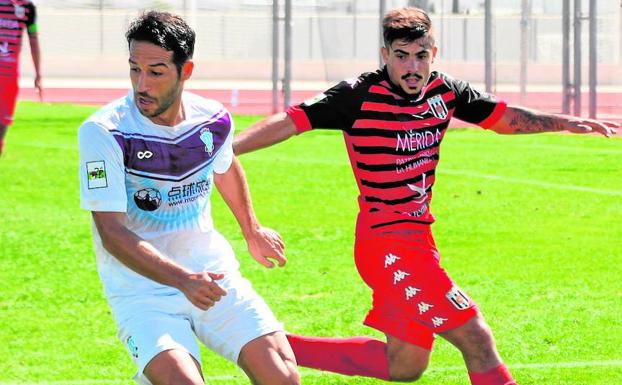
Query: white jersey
[[79, 91, 239, 300]]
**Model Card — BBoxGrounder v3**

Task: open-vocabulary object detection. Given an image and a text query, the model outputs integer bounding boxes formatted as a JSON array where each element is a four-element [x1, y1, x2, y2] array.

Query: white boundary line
[[441, 169, 622, 197], [2, 360, 621, 385]]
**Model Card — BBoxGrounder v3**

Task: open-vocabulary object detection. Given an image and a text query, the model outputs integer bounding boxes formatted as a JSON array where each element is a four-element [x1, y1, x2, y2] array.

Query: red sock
[[469, 364, 517, 385], [286, 334, 390, 380]]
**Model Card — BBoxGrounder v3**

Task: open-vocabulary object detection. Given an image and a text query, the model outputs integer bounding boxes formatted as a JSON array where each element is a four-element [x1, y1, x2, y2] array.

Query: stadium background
[[17, 0, 622, 119]]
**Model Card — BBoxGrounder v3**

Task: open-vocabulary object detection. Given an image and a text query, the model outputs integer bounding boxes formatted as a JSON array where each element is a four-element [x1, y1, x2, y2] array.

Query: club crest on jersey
[[427, 94, 448, 120], [199, 128, 214, 155], [86, 160, 107, 189], [14, 5, 26, 19], [446, 286, 471, 310]]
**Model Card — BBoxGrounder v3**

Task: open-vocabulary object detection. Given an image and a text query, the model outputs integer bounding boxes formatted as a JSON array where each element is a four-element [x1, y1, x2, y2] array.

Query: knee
[[388, 356, 428, 382], [265, 369, 300, 385]]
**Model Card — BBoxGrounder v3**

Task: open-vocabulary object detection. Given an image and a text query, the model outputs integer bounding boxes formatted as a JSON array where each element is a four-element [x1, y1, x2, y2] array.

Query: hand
[[34, 75, 43, 102], [178, 271, 227, 310], [246, 227, 286, 268], [566, 117, 619, 137]]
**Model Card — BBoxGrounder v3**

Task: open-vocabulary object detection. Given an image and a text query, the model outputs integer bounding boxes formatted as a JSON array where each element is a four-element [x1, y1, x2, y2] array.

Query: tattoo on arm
[[508, 107, 564, 134]]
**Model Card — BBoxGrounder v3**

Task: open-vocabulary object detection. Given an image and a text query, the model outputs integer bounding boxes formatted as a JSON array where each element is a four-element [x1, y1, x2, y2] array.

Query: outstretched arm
[[488, 105, 619, 137], [214, 156, 286, 268], [233, 112, 298, 155]]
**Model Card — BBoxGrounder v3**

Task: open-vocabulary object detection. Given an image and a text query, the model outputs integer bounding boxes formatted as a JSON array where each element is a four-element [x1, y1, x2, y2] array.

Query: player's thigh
[[192, 272, 284, 364], [115, 297, 202, 385], [144, 349, 204, 385], [385, 333, 431, 382], [238, 331, 300, 385]]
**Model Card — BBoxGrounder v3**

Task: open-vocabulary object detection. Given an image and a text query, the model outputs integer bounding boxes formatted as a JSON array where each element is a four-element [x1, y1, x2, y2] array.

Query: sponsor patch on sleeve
[[445, 286, 471, 310], [86, 160, 108, 189], [302, 92, 327, 107]]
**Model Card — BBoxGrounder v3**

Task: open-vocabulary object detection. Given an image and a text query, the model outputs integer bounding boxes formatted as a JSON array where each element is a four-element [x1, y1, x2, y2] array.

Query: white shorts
[[113, 271, 283, 385]]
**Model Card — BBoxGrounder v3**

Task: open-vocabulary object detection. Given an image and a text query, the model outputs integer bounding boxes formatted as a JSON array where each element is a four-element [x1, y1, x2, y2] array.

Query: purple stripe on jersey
[[113, 113, 231, 179], [109, 108, 226, 143]]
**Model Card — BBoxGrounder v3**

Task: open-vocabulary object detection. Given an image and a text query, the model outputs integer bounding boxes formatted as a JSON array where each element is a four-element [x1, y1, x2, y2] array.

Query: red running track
[[18, 87, 621, 129]]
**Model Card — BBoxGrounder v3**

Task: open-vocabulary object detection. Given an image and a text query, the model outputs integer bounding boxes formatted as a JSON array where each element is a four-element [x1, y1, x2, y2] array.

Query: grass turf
[[0, 101, 620, 384]]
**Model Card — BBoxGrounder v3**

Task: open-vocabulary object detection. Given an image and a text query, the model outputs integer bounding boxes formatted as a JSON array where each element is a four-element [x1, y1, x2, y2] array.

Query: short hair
[[382, 7, 435, 48], [125, 10, 195, 75]]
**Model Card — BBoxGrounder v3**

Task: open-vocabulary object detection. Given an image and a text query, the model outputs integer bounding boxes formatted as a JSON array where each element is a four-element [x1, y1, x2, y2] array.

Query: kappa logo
[[384, 253, 400, 268], [405, 286, 421, 300], [393, 270, 410, 285], [418, 302, 433, 314], [431, 316, 448, 327], [427, 94, 448, 120], [446, 286, 471, 310], [137, 150, 153, 159]]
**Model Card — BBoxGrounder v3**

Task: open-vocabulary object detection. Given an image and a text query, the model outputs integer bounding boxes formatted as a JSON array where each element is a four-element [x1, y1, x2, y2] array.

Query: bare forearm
[[490, 105, 618, 137], [233, 112, 297, 155], [493, 106, 564, 134], [214, 157, 259, 237], [28, 35, 41, 76], [93, 213, 190, 289]]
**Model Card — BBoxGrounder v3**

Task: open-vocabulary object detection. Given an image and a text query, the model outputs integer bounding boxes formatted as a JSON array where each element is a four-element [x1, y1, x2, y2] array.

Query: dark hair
[[125, 10, 195, 75], [382, 7, 434, 48]]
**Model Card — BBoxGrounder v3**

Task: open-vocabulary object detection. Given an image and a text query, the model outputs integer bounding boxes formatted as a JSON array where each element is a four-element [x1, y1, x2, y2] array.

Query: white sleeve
[[78, 121, 128, 212], [213, 113, 234, 174]]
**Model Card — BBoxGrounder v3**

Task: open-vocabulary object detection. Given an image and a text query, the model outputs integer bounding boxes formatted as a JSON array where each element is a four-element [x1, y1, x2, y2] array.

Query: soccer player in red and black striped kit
[[0, 0, 42, 157], [234, 7, 618, 385]]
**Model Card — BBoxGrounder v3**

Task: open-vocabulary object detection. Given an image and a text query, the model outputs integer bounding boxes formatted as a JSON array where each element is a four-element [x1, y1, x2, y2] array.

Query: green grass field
[[0, 101, 621, 385]]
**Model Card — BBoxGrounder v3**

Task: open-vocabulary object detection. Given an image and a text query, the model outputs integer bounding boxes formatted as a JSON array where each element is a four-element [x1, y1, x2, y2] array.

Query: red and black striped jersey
[[286, 68, 506, 236], [0, 0, 37, 77]]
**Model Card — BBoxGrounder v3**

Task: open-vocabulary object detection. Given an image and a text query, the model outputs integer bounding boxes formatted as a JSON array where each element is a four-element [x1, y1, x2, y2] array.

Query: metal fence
[[16, 0, 622, 114]]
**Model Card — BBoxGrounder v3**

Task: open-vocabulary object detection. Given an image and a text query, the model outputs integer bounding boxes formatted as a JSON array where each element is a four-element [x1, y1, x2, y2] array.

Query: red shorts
[[354, 229, 478, 350], [0, 76, 19, 126]]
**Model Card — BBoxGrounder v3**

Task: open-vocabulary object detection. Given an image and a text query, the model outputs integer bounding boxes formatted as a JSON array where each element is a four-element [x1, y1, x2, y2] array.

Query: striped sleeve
[[26, 2, 38, 33], [286, 78, 364, 133], [443, 74, 507, 129]]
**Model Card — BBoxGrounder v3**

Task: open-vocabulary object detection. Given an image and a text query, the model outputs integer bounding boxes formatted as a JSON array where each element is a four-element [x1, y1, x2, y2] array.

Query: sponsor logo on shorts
[[446, 286, 471, 310], [126, 336, 139, 359], [86, 160, 107, 189]]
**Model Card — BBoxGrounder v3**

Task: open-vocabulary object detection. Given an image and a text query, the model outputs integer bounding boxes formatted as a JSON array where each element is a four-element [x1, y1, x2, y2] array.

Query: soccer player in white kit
[[78, 11, 300, 385]]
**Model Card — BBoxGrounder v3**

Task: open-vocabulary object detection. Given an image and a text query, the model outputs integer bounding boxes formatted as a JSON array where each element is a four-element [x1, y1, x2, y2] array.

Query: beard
[[135, 79, 182, 118]]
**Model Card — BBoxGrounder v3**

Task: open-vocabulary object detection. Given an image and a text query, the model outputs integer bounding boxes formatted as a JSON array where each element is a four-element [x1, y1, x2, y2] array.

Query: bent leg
[[440, 312, 517, 385], [385, 334, 431, 382], [238, 331, 300, 385], [143, 349, 204, 385]]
